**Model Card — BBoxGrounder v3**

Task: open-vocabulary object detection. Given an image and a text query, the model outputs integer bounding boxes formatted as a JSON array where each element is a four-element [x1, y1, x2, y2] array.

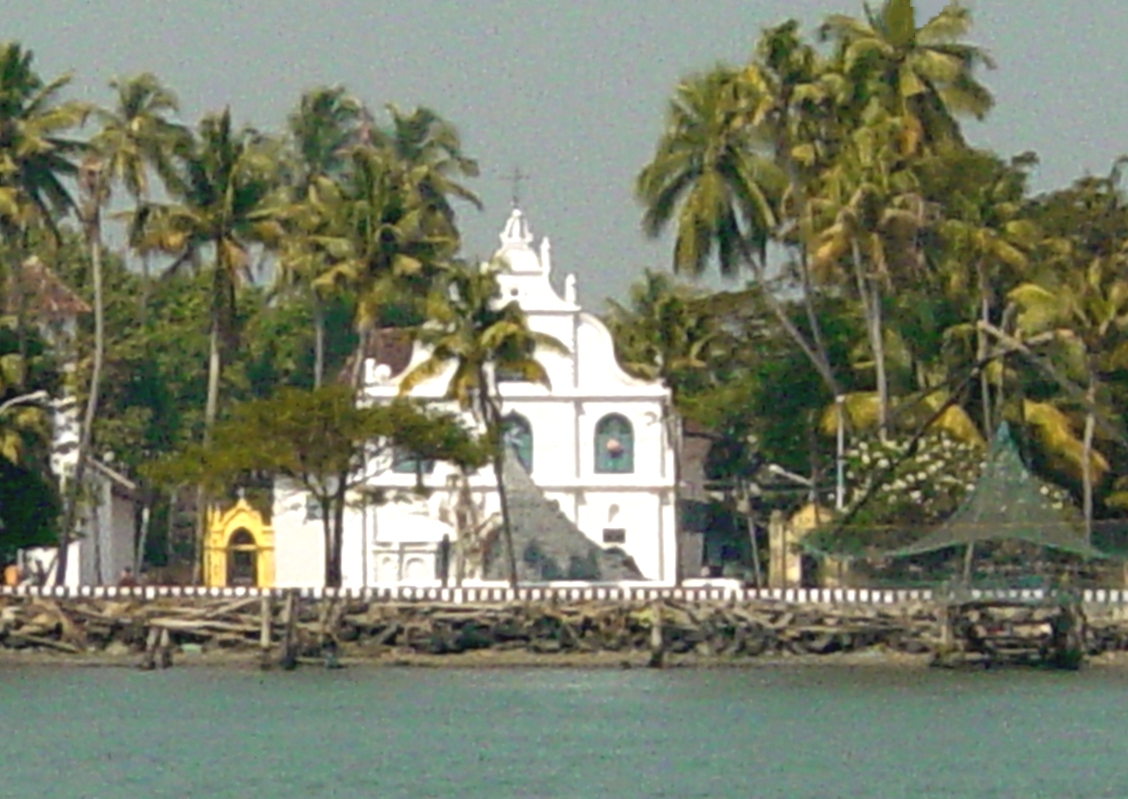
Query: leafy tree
[[145, 385, 487, 587], [92, 72, 189, 312], [820, 0, 994, 154]]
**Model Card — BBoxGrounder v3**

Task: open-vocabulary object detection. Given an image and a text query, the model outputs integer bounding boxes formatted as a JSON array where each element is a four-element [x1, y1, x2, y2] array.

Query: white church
[[267, 209, 679, 587]]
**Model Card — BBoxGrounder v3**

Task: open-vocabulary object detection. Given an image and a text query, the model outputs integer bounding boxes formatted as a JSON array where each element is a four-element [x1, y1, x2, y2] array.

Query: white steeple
[[495, 207, 543, 274]]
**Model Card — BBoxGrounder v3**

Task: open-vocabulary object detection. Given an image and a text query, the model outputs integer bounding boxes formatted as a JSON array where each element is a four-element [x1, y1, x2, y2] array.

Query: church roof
[[482, 447, 645, 582], [3, 257, 90, 323]]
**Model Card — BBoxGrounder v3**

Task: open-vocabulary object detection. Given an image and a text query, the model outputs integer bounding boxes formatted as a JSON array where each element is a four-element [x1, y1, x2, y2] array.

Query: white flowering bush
[[843, 431, 982, 531], [834, 430, 1077, 546]]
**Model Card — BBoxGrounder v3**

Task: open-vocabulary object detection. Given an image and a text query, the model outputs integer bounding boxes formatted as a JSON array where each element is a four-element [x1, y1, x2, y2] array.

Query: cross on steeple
[[505, 166, 530, 208]]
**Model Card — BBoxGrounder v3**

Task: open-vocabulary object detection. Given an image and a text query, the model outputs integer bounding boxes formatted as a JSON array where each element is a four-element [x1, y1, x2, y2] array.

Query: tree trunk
[[870, 279, 889, 441], [772, 125, 841, 400], [194, 307, 224, 584], [139, 251, 153, 322], [850, 239, 887, 439], [134, 497, 152, 576], [1083, 369, 1096, 546], [321, 493, 342, 589], [56, 211, 107, 586], [480, 379, 518, 588], [977, 265, 992, 435], [752, 259, 841, 397], [313, 293, 326, 389], [351, 330, 368, 390]]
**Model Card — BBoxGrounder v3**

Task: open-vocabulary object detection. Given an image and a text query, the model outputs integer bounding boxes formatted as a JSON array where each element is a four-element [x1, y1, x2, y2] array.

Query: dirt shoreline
[[0, 647, 938, 670], [6, 647, 1128, 671]]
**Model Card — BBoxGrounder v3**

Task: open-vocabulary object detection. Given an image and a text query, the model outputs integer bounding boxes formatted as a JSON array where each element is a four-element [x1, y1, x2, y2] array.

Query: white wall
[[272, 483, 327, 588]]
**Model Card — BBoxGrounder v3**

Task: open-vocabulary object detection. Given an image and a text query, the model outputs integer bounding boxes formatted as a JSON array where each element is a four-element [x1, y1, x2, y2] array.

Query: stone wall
[[3, 587, 1128, 666]]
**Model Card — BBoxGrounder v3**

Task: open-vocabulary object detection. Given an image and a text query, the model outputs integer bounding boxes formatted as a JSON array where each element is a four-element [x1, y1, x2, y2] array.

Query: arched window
[[392, 451, 436, 476], [502, 413, 533, 473], [595, 414, 634, 474]]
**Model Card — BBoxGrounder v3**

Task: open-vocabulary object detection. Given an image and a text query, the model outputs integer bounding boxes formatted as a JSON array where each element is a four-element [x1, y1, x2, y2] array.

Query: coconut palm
[[376, 104, 481, 232], [92, 72, 189, 312], [0, 42, 87, 377], [1019, 160, 1128, 539], [139, 108, 282, 579], [398, 259, 566, 587], [928, 150, 1040, 433], [310, 143, 462, 384], [820, 0, 995, 154], [142, 108, 282, 440], [0, 42, 88, 233], [636, 68, 848, 397], [54, 157, 110, 586], [279, 86, 365, 386], [809, 116, 928, 438], [287, 86, 364, 191]]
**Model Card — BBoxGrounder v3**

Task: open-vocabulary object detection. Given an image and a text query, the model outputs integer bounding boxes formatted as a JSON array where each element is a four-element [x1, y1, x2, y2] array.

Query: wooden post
[[139, 626, 160, 670], [157, 628, 173, 669], [647, 600, 666, 669], [278, 590, 298, 671], [259, 595, 273, 670]]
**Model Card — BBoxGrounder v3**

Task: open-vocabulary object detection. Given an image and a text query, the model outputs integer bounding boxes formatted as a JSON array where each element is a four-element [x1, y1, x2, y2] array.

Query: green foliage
[[144, 385, 487, 496]]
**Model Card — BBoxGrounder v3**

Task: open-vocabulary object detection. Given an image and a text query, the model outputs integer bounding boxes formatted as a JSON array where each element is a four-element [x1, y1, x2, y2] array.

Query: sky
[[5, 1, 1127, 306]]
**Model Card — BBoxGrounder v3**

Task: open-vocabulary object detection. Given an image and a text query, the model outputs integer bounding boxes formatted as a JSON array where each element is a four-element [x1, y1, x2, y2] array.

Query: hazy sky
[[6, 1, 1126, 305]]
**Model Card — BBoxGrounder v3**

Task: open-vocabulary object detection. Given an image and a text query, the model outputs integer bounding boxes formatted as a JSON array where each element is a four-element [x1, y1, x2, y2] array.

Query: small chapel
[[264, 208, 679, 588]]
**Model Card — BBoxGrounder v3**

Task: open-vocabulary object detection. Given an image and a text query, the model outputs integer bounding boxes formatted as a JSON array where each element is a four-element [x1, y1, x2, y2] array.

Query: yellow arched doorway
[[205, 499, 275, 588]]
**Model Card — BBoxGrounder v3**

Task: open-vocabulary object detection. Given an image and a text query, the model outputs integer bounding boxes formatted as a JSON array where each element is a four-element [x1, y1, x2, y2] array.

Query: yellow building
[[204, 499, 276, 588]]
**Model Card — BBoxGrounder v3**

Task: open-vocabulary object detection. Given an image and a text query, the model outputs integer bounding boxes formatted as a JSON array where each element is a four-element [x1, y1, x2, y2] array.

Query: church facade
[[269, 209, 679, 587]]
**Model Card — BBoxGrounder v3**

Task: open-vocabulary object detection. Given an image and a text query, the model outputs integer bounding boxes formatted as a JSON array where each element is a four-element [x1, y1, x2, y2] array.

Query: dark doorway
[[227, 529, 258, 587]]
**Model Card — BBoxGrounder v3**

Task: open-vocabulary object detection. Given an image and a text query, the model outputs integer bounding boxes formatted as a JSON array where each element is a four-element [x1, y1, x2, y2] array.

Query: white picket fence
[[2, 584, 1126, 605]]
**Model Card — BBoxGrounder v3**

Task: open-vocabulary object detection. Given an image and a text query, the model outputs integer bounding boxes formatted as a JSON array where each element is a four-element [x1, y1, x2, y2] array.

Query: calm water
[[2, 663, 1125, 798]]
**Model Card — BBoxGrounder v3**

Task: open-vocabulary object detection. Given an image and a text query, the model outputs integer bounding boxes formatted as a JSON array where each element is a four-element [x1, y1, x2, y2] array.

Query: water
[[2, 664, 1126, 799]]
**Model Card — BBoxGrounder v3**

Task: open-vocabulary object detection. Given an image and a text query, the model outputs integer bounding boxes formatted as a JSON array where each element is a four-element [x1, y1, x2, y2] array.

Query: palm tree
[[280, 86, 365, 387], [636, 68, 847, 398], [310, 143, 462, 385], [144, 108, 282, 440], [398, 259, 566, 587], [930, 150, 1039, 433], [287, 86, 364, 191], [820, 0, 995, 154], [0, 42, 88, 585], [1008, 166, 1128, 542], [809, 116, 928, 438], [93, 72, 189, 314], [140, 107, 281, 578], [376, 104, 481, 232], [55, 157, 109, 586], [0, 42, 87, 373]]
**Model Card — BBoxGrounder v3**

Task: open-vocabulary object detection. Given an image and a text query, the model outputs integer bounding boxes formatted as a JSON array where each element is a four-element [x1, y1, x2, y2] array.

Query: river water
[[2, 663, 1125, 798]]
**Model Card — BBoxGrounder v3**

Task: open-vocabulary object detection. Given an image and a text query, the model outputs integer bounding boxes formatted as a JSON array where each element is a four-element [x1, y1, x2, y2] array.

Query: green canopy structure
[[886, 422, 1105, 560]]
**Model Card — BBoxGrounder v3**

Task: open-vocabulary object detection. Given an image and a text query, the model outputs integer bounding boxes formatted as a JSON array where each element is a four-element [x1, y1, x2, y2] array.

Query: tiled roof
[[4, 258, 90, 322]]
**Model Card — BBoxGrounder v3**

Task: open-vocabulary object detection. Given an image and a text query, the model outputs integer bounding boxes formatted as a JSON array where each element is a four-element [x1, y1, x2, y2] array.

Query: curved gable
[[576, 312, 666, 395]]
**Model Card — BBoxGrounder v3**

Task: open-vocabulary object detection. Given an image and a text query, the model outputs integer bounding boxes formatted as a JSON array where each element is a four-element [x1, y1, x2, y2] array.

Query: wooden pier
[[933, 595, 1087, 670]]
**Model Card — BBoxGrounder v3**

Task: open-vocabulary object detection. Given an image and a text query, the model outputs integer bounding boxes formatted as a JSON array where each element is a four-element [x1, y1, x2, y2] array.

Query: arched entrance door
[[204, 499, 276, 588], [226, 529, 258, 587]]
